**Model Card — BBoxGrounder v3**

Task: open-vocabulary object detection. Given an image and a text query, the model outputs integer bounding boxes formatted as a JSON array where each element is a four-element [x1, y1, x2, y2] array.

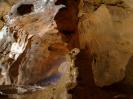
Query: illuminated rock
[[0, 0, 79, 98], [78, 0, 133, 87]]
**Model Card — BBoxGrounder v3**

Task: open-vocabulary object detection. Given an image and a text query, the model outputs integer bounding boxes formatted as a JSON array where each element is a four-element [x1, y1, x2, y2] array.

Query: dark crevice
[[55, 0, 79, 36], [17, 4, 34, 16], [54, 0, 80, 49]]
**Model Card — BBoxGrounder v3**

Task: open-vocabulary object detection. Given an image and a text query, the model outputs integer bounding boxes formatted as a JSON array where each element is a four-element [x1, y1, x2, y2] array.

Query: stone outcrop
[[1, 0, 133, 98], [0, 0, 79, 98], [78, 0, 133, 87]]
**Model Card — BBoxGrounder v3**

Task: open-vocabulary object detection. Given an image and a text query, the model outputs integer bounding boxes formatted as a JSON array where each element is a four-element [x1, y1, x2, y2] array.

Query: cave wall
[[0, 1, 80, 99], [78, 0, 133, 87], [1, 1, 133, 99]]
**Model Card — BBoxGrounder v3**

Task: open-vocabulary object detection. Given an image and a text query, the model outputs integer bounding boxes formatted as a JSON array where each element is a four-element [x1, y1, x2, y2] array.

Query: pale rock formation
[[78, 0, 133, 87]]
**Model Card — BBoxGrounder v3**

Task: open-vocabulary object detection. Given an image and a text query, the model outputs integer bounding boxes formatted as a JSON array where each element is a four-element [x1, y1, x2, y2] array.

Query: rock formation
[[1, 0, 133, 98], [78, 0, 133, 87], [0, 0, 79, 98]]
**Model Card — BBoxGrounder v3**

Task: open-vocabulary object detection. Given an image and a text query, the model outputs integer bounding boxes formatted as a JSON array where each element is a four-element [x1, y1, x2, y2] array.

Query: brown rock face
[[78, 0, 133, 87], [2, 0, 68, 85], [2, 0, 133, 98], [0, 0, 79, 98]]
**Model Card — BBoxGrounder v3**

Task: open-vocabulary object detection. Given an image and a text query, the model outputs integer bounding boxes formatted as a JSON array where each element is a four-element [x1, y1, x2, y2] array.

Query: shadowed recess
[[17, 4, 34, 15]]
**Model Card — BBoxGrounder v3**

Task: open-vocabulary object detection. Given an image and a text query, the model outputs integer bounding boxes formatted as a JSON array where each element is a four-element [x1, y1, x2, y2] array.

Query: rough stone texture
[[85, 0, 122, 5], [0, 1, 11, 29], [2, 0, 133, 99], [0, 20, 4, 29], [0, 48, 79, 99], [6, 0, 18, 5], [78, 0, 133, 87], [0, 1, 10, 16], [0, 0, 79, 98], [9, 48, 79, 99]]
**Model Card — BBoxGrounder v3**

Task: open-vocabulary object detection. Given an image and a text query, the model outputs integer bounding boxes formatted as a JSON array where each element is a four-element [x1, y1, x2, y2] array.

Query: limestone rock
[[0, 0, 79, 98], [79, 0, 122, 5], [0, 20, 4, 29], [6, 0, 18, 5], [0, 1, 10, 15], [78, 0, 133, 87]]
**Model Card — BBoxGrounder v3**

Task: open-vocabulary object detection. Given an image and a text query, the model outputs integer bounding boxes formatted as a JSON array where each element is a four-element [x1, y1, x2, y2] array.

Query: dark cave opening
[[17, 4, 34, 16]]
